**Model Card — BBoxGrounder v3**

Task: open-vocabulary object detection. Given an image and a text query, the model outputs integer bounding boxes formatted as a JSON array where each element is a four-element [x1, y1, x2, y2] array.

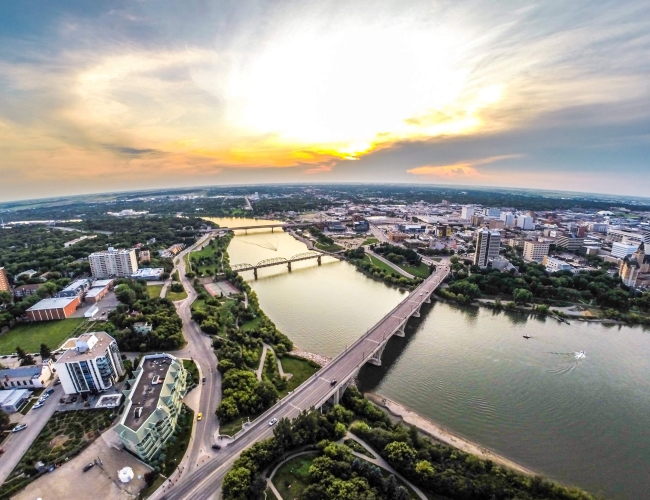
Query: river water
[[208, 218, 650, 500]]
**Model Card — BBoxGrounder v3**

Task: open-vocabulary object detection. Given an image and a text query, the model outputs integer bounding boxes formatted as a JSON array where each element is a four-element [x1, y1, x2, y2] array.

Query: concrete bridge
[[231, 250, 341, 278], [213, 222, 313, 234]]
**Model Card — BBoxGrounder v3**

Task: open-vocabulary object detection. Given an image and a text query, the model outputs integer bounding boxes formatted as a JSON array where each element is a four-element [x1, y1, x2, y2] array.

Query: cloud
[[407, 154, 522, 177], [104, 145, 161, 156]]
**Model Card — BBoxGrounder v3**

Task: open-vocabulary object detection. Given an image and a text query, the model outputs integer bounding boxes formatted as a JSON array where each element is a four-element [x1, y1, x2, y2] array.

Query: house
[[133, 322, 153, 334], [56, 278, 92, 299], [13, 284, 44, 298], [0, 361, 54, 390], [0, 389, 31, 413]]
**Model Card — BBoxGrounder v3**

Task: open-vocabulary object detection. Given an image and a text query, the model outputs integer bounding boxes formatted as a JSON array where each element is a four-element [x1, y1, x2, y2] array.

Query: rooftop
[[123, 356, 174, 431], [27, 297, 78, 311], [56, 332, 116, 363], [92, 279, 114, 288], [0, 365, 43, 379]]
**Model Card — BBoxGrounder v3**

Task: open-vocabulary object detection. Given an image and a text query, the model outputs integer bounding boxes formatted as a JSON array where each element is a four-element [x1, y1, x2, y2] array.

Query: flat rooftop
[[123, 357, 173, 431], [56, 332, 114, 363], [27, 297, 78, 311]]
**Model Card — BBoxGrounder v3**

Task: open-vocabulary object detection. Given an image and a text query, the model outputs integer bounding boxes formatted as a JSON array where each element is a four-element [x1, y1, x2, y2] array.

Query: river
[[207, 217, 650, 500]]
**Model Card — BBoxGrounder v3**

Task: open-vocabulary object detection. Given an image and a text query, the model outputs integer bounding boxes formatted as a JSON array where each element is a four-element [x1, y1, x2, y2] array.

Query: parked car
[[33, 402, 44, 409], [71, 396, 78, 403], [269, 418, 278, 426], [54, 380, 61, 385], [82, 463, 94, 472], [197, 413, 202, 421], [12, 424, 27, 433], [45, 388, 55, 395], [202, 377, 206, 384], [211, 444, 221, 450]]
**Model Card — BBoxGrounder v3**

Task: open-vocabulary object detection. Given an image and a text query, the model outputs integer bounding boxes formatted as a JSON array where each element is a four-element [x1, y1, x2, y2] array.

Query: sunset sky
[[1, 0, 649, 201]]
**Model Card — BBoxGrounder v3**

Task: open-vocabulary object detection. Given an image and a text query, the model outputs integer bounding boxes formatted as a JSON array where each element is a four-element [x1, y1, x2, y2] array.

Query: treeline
[[307, 226, 335, 246], [372, 243, 422, 265], [105, 280, 184, 351], [343, 246, 420, 289]]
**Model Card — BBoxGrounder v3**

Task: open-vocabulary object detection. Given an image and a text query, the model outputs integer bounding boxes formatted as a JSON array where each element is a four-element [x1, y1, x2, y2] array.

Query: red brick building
[[26, 297, 80, 321]]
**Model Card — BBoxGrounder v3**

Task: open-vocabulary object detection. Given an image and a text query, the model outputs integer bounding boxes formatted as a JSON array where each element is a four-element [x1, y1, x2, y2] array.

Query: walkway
[[255, 344, 271, 381], [366, 248, 415, 279]]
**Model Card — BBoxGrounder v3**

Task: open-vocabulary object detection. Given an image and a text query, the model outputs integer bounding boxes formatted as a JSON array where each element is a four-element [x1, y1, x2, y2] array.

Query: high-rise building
[[0, 267, 9, 292], [89, 248, 138, 278], [611, 242, 639, 259], [619, 258, 640, 287], [556, 235, 585, 252], [483, 207, 501, 218], [516, 215, 535, 230], [461, 205, 475, 220], [523, 241, 550, 262], [55, 332, 125, 394], [473, 228, 501, 268], [500, 212, 515, 227]]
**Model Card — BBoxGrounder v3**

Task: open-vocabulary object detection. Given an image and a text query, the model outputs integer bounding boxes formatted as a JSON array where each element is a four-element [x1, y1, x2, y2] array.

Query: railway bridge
[[231, 250, 341, 278]]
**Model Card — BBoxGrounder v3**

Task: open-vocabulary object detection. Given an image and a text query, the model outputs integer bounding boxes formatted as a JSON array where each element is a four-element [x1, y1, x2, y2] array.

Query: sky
[[1, 0, 649, 201]]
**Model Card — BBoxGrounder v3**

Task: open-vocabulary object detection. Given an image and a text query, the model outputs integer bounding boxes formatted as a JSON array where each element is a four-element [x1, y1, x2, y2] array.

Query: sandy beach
[[366, 392, 535, 476]]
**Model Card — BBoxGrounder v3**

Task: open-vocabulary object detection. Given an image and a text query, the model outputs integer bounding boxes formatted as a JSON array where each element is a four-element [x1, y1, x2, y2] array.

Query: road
[[0, 384, 65, 483], [365, 247, 415, 279], [154, 263, 450, 500]]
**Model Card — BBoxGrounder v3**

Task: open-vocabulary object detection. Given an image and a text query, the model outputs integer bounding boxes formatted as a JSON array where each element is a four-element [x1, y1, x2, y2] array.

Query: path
[[366, 248, 415, 279], [255, 344, 271, 381]]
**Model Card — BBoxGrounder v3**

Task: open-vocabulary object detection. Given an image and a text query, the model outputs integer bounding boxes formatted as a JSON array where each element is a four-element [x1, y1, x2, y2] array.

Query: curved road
[[154, 263, 450, 500]]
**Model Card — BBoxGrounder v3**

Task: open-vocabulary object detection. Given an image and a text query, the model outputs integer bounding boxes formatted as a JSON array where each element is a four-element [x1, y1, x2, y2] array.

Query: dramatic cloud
[[0, 0, 649, 199]]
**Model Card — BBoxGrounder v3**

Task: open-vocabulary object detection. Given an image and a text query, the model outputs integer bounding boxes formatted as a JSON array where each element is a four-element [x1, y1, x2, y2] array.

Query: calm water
[[209, 218, 650, 500]]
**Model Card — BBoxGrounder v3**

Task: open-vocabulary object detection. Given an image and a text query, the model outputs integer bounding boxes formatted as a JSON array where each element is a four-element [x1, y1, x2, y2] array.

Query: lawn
[[315, 241, 344, 252], [160, 404, 194, 476], [343, 438, 376, 459], [219, 410, 264, 437], [265, 487, 279, 500], [166, 286, 188, 301], [272, 453, 318, 500], [400, 263, 432, 279], [280, 355, 320, 395], [0, 318, 87, 355], [147, 284, 164, 298], [241, 316, 262, 332], [0, 409, 115, 498], [365, 254, 401, 276], [361, 237, 379, 245]]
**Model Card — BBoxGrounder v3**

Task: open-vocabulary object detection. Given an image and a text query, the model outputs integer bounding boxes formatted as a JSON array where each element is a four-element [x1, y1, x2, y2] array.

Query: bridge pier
[[287, 261, 292, 272], [412, 304, 422, 318], [367, 344, 385, 366], [394, 322, 406, 337], [317, 255, 322, 265], [253, 268, 258, 279], [424, 293, 431, 304], [331, 375, 356, 405]]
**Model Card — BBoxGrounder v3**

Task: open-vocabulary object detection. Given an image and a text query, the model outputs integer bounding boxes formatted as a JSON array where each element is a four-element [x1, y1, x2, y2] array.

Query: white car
[[268, 418, 278, 426], [12, 424, 27, 433], [33, 402, 44, 409]]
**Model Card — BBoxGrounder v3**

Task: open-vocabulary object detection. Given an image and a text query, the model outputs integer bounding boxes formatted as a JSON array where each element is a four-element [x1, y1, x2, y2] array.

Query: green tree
[[513, 288, 534, 305], [0, 291, 12, 306], [39, 343, 52, 360], [0, 410, 9, 430], [384, 441, 416, 470]]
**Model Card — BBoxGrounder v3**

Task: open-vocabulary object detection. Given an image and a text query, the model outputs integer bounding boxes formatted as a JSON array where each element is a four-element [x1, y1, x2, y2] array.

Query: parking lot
[[70, 291, 120, 319]]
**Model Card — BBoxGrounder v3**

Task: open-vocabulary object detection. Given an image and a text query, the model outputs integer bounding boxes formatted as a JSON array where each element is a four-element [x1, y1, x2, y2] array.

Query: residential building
[[0, 389, 30, 413], [483, 208, 500, 218], [55, 332, 125, 394], [0, 267, 8, 292], [139, 250, 151, 263], [543, 256, 573, 273], [131, 268, 165, 281], [587, 223, 609, 233], [461, 205, 475, 220], [13, 269, 38, 283], [488, 219, 505, 230], [633, 243, 650, 273], [516, 215, 535, 230], [473, 228, 501, 268], [470, 215, 484, 227], [500, 212, 515, 227], [611, 242, 639, 259], [0, 361, 54, 390], [26, 296, 81, 321], [12, 283, 43, 298], [115, 354, 187, 461], [556, 235, 585, 252], [56, 278, 92, 299], [523, 241, 551, 263], [619, 258, 640, 287], [89, 248, 138, 278], [606, 229, 645, 245]]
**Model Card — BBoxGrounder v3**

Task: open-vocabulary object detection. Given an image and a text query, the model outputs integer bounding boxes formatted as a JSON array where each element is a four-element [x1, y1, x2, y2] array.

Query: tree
[[513, 288, 534, 305], [0, 291, 12, 306], [273, 418, 294, 451], [16, 346, 35, 366], [384, 441, 416, 470], [0, 410, 9, 430], [39, 343, 52, 361]]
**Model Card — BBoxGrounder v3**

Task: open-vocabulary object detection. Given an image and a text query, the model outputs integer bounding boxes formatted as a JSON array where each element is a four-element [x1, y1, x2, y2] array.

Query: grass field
[[400, 263, 431, 279], [280, 355, 320, 395], [361, 237, 379, 245], [315, 241, 344, 252], [365, 254, 401, 276], [344, 438, 376, 458], [166, 286, 188, 301], [219, 410, 264, 437], [0, 318, 86, 355], [272, 453, 318, 500], [147, 284, 164, 298], [265, 487, 279, 500]]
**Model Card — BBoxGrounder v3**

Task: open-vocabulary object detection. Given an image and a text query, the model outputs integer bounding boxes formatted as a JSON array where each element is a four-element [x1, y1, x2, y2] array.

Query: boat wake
[[545, 351, 585, 374], [241, 239, 279, 251]]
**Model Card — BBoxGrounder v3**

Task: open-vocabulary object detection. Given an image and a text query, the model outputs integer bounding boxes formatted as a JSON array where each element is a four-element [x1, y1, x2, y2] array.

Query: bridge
[[157, 263, 450, 500], [231, 250, 341, 278], [212, 222, 313, 234]]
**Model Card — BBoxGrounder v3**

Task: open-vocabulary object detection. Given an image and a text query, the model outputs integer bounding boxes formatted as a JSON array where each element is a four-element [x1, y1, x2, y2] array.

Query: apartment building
[[543, 256, 573, 273], [115, 354, 187, 461], [473, 228, 501, 268], [611, 242, 639, 259], [556, 235, 585, 252], [461, 205, 475, 220], [523, 241, 551, 263], [55, 332, 125, 394], [89, 248, 138, 278]]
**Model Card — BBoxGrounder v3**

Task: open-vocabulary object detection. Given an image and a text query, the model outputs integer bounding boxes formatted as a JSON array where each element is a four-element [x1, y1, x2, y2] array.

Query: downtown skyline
[[1, 0, 650, 201]]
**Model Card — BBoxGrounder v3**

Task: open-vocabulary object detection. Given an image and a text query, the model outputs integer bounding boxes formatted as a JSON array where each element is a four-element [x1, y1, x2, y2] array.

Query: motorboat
[[523, 335, 531, 339], [575, 351, 586, 359]]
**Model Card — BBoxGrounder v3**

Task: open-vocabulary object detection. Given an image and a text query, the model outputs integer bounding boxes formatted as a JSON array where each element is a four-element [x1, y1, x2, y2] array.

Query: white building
[[0, 389, 31, 413], [483, 207, 501, 218], [500, 212, 515, 227], [461, 205, 475, 220], [516, 215, 535, 230], [611, 242, 639, 259], [473, 228, 501, 268], [543, 256, 573, 274], [89, 248, 138, 278], [0, 362, 54, 390], [55, 332, 125, 395], [523, 241, 551, 263]]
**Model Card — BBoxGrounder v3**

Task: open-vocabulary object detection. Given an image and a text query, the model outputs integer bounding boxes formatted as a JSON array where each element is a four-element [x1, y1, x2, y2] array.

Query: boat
[[575, 350, 586, 359], [523, 335, 531, 339]]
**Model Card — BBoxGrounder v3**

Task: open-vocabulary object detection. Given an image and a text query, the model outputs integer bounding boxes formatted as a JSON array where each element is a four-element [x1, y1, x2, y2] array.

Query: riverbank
[[365, 393, 535, 477], [289, 347, 331, 367]]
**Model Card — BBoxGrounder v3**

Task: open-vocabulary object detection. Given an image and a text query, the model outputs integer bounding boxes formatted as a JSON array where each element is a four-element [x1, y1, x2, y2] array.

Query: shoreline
[[365, 392, 536, 477]]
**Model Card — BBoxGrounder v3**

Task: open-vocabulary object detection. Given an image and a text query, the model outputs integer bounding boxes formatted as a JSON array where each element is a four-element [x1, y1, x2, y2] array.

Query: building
[[543, 256, 573, 273], [556, 235, 585, 252], [388, 231, 409, 243], [56, 278, 92, 299], [64, 235, 97, 248], [26, 296, 81, 321], [89, 248, 138, 278], [619, 258, 640, 287], [488, 219, 505, 230], [14, 269, 38, 283], [611, 242, 639, 259], [139, 250, 151, 263], [633, 243, 650, 273], [353, 221, 369, 232], [54, 332, 124, 394], [12, 283, 43, 298], [483, 208, 500, 218], [326, 222, 346, 233], [500, 212, 515, 227], [588, 223, 609, 233], [397, 224, 426, 233], [0, 389, 30, 413], [473, 228, 501, 268], [461, 205, 475, 220], [131, 268, 165, 281], [470, 215, 484, 227], [115, 354, 187, 461], [0, 267, 9, 292], [523, 241, 551, 263], [516, 215, 535, 230], [434, 225, 452, 238], [133, 322, 153, 334], [0, 361, 54, 390]]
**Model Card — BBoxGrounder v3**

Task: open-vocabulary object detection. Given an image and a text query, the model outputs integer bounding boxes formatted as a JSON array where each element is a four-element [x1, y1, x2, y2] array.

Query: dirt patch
[[49, 435, 69, 448]]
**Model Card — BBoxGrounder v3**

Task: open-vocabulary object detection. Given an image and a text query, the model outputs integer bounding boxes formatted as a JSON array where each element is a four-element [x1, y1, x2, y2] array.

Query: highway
[[153, 262, 450, 500]]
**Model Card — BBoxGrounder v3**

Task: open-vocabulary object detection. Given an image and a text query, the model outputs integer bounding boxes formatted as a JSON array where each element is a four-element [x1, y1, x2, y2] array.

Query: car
[[330, 380, 337, 386], [60, 398, 66, 404], [82, 463, 94, 472], [12, 424, 27, 433], [71, 396, 78, 403], [211, 444, 221, 450], [268, 418, 278, 426], [33, 402, 44, 409], [54, 380, 61, 385], [202, 377, 206, 384], [197, 413, 202, 421], [45, 388, 54, 395]]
